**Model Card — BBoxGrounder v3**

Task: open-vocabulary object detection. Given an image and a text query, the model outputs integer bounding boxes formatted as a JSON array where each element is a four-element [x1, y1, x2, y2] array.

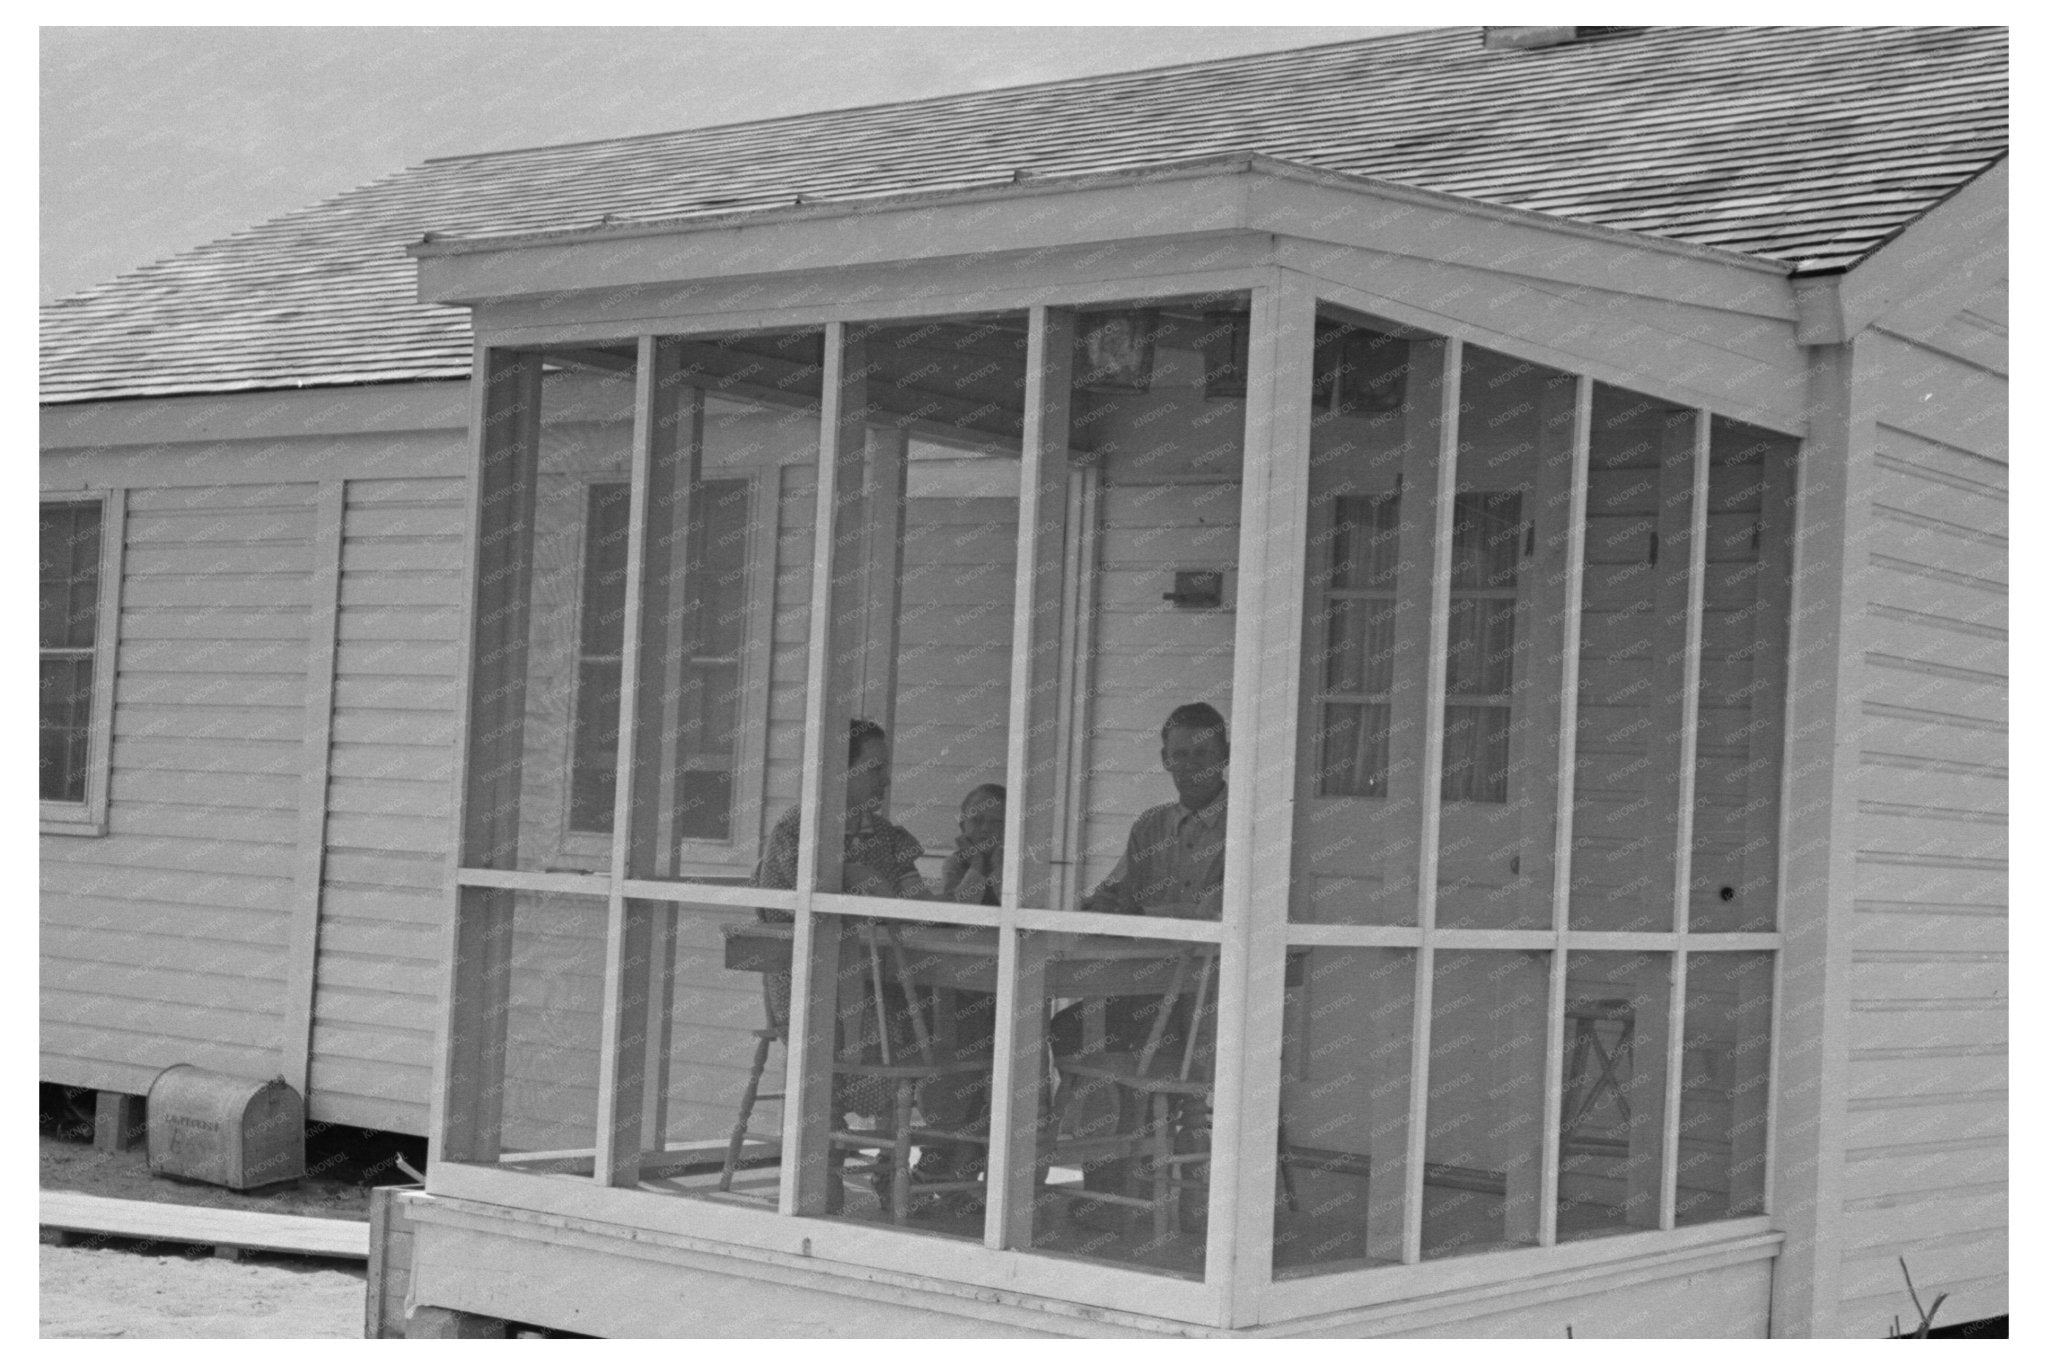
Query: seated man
[[754, 717, 928, 908], [1050, 702, 1228, 1206], [752, 719, 930, 1210], [1076, 703, 1228, 924]]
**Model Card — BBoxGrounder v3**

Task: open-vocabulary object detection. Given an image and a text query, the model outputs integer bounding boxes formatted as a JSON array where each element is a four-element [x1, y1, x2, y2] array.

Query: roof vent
[[1482, 26, 1637, 51]]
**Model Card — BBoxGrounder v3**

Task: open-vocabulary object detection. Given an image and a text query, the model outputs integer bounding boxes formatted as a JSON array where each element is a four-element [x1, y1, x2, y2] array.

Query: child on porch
[[911, 783, 1008, 1213]]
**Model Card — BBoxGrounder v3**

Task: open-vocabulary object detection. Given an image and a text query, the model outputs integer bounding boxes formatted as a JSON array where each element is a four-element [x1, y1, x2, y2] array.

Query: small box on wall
[[1164, 569, 1225, 609]]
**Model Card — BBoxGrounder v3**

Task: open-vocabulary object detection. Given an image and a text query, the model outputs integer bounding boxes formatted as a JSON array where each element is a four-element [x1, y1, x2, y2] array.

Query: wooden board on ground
[[41, 1190, 369, 1261]]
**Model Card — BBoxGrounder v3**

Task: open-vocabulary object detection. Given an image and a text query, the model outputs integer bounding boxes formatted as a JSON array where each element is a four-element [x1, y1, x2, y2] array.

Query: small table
[[721, 920, 1204, 999]]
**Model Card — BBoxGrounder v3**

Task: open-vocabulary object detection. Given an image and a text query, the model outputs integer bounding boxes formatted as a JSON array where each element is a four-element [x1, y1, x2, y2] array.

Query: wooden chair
[[717, 975, 787, 1194], [720, 919, 989, 1222], [825, 921, 990, 1224], [1561, 997, 1636, 1153], [1048, 947, 1219, 1242]]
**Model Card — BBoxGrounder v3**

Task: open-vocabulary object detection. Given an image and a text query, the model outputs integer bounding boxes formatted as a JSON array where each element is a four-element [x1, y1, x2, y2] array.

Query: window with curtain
[[40, 499, 105, 807]]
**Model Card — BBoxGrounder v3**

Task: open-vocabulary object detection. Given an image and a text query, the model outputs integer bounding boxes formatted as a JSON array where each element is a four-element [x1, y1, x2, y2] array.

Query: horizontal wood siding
[[306, 475, 468, 1133], [41, 479, 314, 1092], [1839, 287, 2008, 1336]]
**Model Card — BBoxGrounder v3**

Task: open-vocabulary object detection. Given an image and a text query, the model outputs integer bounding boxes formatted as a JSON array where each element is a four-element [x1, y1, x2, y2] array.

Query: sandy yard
[[40, 1244, 367, 1339], [39, 1120, 397, 1339]]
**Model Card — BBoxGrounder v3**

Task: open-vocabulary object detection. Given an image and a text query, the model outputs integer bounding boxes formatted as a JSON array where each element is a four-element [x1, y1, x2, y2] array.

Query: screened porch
[[432, 284, 1793, 1323]]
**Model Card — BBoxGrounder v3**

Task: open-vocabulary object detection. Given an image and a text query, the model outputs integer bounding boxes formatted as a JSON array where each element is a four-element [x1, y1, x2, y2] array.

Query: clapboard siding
[[43, 1021, 286, 1097], [1853, 904, 2004, 954], [1844, 1049, 2004, 1103], [42, 924, 285, 977], [43, 991, 285, 1049], [40, 476, 314, 1091], [113, 701, 305, 742], [106, 801, 298, 845], [107, 731, 308, 775], [309, 1052, 435, 1114], [306, 473, 467, 1134], [37, 387, 478, 1122], [1841, 1132, 2004, 1207], [1844, 1001, 2004, 1053], [1874, 273, 2007, 378], [1841, 294, 2008, 1332]]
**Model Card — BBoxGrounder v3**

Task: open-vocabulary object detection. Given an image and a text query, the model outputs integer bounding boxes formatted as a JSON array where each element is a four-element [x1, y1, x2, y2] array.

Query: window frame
[[40, 487, 123, 837], [557, 467, 777, 873]]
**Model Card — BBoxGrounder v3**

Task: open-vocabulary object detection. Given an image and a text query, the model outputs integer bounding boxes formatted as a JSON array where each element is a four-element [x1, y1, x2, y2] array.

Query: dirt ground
[[37, 1097, 415, 1339], [40, 1134, 377, 1221], [39, 1244, 367, 1339]]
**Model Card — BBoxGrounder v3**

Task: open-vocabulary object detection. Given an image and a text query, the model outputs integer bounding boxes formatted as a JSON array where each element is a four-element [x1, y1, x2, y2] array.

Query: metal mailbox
[[145, 1064, 305, 1190]]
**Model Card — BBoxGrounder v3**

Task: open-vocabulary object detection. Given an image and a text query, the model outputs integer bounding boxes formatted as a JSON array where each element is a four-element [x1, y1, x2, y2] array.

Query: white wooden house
[[40, 27, 2006, 1337]]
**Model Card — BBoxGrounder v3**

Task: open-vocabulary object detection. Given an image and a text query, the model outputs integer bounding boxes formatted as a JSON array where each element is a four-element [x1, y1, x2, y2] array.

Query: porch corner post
[[1209, 268, 1317, 1327], [1768, 337, 1876, 1338]]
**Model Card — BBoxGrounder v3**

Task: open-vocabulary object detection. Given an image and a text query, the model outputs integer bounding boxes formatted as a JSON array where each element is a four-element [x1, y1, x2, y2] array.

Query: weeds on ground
[[1888, 1257, 1946, 1339]]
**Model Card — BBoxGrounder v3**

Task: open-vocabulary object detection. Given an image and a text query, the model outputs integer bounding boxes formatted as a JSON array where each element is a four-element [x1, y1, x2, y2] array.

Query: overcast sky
[[40, 25, 1418, 303]]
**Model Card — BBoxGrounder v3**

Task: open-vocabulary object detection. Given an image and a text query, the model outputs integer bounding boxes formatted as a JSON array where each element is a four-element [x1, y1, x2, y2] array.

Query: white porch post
[[1210, 269, 1316, 1324]]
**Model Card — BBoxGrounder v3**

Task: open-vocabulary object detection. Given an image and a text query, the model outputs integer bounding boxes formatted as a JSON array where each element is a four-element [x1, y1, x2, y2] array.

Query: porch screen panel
[[1567, 386, 1699, 933], [1687, 419, 1797, 933], [1556, 950, 1673, 1240], [1433, 346, 1577, 931], [441, 887, 608, 1169], [621, 898, 806, 1206], [980, 296, 1253, 1283], [782, 313, 1030, 1247], [617, 331, 825, 1212], [1013, 927, 1228, 1279], [1271, 947, 1416, 1275], [1072, 305, 1242, 908], [1421, 949, 1549, 1259], [461, 344, 639, 875], [1289, 311, 1416, 927], [626, 331, 823, 883], [1674, 951, 1772, 1223], [805, 315, 1029, 906]]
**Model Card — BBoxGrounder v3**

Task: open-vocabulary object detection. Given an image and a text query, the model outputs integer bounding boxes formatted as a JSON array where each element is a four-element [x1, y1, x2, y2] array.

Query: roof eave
[[1789, 155, 2007, 344], [409, 151, 1791, 282]]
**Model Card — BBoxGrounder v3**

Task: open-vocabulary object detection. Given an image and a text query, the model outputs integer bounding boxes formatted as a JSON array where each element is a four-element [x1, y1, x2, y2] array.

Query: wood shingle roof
[[41, 25, 2007, 405]]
